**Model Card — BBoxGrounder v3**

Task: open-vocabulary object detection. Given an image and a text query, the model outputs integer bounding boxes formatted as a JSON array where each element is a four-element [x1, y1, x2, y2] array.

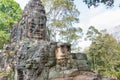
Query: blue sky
[[15, 0, 120, 51]]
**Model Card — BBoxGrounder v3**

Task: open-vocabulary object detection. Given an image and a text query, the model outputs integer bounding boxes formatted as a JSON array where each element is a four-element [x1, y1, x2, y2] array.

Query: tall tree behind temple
[[41, 0, 83, 50], [85, 26, 120, 78], [0, 0, 22, 48], [41, 0, 80, 37]]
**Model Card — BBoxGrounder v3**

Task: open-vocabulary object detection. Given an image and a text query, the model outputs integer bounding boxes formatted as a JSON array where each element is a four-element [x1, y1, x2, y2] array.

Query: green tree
[[85, 26, 120, 78], [42, 0, 83, 50], [83, 0, 114, 8], [85, 26, 102, 41], [60, 27, 83, 51], [0, 0, 22, 48], [0, 31, 10, 49]]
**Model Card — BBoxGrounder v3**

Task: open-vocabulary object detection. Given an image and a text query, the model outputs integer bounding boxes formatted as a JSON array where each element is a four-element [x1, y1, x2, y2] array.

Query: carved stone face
[[27, 17, 46, 40], [55, 43, 71, 60]]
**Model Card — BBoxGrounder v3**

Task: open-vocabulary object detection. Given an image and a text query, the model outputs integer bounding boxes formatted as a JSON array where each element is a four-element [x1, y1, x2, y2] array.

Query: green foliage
[[42, 0, 80, 31], [60, 27, 83, 51], [85, 26, 120, 78], [42, 0, 82, 50], [60, 27, 82, 44], [0, 0, 22, 49], [85, 26, 102, 40], [83, 0, 114, 8], [0, 71, 9, 76], [0, 31, 10, 49], [0, 0, 22, 30], [0, 71, 14, 80], [115, 72, 120, 79]]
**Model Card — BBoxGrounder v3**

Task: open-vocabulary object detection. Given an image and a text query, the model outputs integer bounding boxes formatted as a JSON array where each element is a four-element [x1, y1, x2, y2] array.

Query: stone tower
[[11, 0, 52, 80], [11, 0, 48, 42]]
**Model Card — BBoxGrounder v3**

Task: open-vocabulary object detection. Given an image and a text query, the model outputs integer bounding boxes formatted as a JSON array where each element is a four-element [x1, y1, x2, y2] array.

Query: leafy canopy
[[42, 0, 82, 51], [85, 26, 120, 78], [83, 0, 114, 8], [0, 0, 22, 49]]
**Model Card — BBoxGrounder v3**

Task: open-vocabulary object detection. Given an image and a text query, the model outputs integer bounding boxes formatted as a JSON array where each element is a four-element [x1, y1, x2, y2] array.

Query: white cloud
[[89, 9, 120, 30]]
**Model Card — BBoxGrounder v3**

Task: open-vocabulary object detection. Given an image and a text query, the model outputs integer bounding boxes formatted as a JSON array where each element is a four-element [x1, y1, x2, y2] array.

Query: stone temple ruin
[[0, 0, 117, 80]]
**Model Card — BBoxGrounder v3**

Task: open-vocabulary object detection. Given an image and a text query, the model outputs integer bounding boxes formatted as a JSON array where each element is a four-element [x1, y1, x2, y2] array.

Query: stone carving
[[47, 43, 91, 80], [0, 0, 117, 80]]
